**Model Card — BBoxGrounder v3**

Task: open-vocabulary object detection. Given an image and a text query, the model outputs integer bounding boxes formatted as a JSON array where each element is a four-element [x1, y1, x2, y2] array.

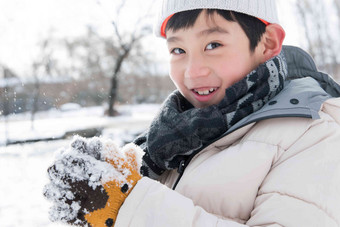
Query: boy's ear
[[260, 24, 285, 61]]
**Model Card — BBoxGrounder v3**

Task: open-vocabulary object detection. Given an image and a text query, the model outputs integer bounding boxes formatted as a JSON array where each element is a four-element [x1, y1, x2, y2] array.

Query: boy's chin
[[189, 94, 223, 108], [191, 100, 216, 109]]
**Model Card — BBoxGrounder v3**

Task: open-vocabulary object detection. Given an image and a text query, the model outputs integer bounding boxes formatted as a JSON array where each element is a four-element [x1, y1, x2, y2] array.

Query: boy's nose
[[185, 57, 210, 79]]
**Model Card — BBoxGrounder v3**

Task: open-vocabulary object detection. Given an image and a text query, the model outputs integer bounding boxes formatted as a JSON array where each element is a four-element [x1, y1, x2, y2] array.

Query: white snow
[[0, 139, 71, 227], [0, 104, 159, 227], [0, 104, 160, 146]]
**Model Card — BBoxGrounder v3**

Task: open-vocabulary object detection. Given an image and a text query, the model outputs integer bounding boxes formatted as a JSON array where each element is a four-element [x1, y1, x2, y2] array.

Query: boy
[[44, 0, 340, 226]]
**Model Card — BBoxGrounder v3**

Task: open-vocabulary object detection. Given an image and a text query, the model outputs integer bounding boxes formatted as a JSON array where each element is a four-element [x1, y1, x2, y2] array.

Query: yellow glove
[[43, 136, 143, 227], [84, 142, 142, 227]]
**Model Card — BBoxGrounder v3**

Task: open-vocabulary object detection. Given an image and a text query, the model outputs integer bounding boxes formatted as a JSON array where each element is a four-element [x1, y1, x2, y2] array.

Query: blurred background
[[1, 0, 340, 226]]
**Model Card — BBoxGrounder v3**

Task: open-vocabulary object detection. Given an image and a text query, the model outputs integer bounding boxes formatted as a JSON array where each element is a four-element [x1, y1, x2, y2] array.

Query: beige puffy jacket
[[116, 46, 340, 226]]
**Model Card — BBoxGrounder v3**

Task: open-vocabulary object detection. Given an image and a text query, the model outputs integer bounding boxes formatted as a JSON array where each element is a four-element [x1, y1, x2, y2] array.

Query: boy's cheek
[[169, 75, 183, 93], [169, 68, 183, 85]]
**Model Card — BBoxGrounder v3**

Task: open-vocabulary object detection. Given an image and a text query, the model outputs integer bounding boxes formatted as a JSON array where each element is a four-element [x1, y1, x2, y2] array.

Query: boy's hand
[[43, 136, 142, 227]]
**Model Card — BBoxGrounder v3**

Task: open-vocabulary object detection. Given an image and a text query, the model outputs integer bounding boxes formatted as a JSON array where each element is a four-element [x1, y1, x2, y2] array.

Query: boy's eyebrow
[[166, 26, 229, 43], [198, 26, 229, 37], [167, 36, 181, 44]]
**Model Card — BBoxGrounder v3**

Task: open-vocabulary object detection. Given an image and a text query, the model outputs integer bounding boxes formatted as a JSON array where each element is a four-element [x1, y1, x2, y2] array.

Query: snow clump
[[43, 135, 142, 224]]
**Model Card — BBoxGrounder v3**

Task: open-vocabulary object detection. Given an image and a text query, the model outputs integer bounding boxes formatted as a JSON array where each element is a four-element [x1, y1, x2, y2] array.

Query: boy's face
[[166, 11, 264, 108]]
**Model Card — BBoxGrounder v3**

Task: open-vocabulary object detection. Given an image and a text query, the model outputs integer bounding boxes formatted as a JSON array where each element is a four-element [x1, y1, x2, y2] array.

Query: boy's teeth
[[199, 90, 209, 95], [194, 88, 216, 95]]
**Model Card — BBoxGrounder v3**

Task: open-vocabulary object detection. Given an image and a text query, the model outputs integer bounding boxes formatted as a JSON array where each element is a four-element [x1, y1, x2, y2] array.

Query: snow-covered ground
[[0, 139, 72, 227], [0, 104, 160, 146], [0, 104, 160, 227]]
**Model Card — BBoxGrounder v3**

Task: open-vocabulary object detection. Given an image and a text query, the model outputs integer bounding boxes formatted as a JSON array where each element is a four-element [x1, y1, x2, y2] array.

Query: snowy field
[[0, 104, 160, 227], [0, 104, 160, 146]]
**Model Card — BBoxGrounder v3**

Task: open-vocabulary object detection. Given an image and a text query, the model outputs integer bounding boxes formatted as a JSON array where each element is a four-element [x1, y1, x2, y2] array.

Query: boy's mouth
[[193, 88, 217, 96]]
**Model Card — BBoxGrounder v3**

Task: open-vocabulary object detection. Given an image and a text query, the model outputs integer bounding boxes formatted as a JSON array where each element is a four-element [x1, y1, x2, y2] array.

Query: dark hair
[[165, 9, 266, 52]]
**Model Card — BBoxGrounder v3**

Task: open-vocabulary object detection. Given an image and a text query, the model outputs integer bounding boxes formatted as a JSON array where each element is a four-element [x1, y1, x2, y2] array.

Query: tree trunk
[[3, 69, 10, 146], [332, 0, 340, 78], [31, 75, 40, 130], [108, 72, 119, 116], [296, 1, 316, 59], [108, 48, 131, 116]]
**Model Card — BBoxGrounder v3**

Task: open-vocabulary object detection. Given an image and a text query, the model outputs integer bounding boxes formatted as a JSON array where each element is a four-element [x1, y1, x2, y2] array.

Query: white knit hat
[[154, 0, 279, 38]]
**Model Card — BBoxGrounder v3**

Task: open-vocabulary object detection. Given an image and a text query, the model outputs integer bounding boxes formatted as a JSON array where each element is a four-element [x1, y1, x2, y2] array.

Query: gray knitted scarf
[[135, 52, 287, 180]]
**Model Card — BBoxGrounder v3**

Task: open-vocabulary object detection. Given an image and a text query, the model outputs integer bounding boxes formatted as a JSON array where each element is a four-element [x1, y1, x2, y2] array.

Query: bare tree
[[331, 0, 340, 77], [294, 0, 340, 78], [2, 67, 10, 145], [295, 1, 316, 59], [30, 63, 40, 130], [0, 65, 18, 145], [96, 0, 155, 116], [30, 38, 55, 129]]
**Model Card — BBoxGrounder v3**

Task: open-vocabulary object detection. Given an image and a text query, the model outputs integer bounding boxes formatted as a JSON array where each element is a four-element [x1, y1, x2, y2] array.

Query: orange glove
[[84, 141, 142, 226], [43, 136, 142, 227]]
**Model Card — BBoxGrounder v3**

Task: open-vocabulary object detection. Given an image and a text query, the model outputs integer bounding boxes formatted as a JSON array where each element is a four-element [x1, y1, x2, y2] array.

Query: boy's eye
[[205, 42, 221, 50], [171, 48, 185, 55]]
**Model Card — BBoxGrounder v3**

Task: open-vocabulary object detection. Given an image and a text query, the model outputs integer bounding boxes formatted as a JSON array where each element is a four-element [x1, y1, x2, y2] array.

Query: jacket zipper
[[172, 159, 189, 190], [172, 146, 208, 190]]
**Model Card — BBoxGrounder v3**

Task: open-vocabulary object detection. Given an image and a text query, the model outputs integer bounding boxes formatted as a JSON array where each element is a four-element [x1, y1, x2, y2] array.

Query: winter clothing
[[44, 136, 143, 227], [84, 143, 142, 227], [155, 0, 280, 37], [115, 45, 340, 226], [136, 52, 287, 180]]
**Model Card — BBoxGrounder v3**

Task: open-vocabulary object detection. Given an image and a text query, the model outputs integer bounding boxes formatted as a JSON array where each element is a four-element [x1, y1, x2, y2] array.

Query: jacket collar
[[284, 45, 340, 97], [226, 45, 340, 134]]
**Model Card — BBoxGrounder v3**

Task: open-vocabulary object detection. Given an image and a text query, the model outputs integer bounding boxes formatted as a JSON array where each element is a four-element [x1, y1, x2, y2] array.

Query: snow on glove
[[43, 136, 143, 227]]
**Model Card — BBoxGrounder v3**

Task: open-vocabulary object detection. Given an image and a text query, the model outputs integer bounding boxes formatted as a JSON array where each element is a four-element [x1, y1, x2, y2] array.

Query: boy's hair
[[165, 9, 266, 52]]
